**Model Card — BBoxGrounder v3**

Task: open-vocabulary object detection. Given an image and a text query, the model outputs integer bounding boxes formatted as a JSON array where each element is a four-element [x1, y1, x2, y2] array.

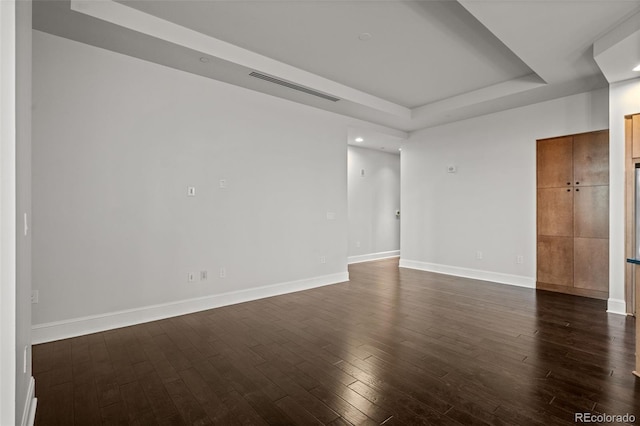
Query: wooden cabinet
[[536, 130, 609, 299], [537, 136, 573, 188], [574, 238, 609, 291], [574, 185, 609, 239], [537, 236, 573, 287], [573, 131, 609, 186], [537, 188, 573, 237]]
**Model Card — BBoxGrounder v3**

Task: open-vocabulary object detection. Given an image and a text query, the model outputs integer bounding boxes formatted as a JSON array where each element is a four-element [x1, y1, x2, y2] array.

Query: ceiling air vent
[[249, 72, 340, 102]]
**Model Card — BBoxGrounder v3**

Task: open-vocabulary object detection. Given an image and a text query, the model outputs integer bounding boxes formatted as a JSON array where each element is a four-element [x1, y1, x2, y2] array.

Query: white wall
[[401, 89, 609, 288], [0, 2, 18, 423], [609, 78, 640, 314], [347, 146, 400, 263], [31, 31, 375, 341], [1, 1, 34, 425], [15, 1, 34, 424]]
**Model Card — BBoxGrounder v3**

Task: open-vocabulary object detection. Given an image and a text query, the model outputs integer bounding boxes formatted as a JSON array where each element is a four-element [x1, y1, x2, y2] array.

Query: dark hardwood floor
[[33, 258, 639, 425]]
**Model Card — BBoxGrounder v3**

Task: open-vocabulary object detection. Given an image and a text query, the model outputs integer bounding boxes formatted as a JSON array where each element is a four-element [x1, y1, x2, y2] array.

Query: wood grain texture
[[537, 130, 610, 300], [574, 185, 609, 239], [33, 259, 639, 425], [633, 114, 640, 159], [573, 238, 609, 292], [625, 117, 635, 315], [537, 136, 573, 188], [537, 236, 574, 287], [573, 130, 609, 186], [537, 188, 573, 237]]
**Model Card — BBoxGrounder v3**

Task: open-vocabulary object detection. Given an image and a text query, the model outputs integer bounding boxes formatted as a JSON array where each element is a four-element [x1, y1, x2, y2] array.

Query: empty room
[[2, 0, 640, 425]]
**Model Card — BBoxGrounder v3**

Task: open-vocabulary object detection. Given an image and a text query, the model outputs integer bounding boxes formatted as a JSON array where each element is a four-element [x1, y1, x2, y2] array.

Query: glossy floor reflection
[[33, 258, 639, 425]]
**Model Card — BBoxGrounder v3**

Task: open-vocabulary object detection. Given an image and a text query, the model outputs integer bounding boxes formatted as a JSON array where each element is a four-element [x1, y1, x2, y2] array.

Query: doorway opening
[[346, 127, 403, 265]]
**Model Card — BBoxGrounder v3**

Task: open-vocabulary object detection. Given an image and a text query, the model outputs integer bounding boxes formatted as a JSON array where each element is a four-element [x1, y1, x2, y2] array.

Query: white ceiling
[[33, 0, 640, 148], [347, 126, 403, 154], [118, 0, 534, 108]]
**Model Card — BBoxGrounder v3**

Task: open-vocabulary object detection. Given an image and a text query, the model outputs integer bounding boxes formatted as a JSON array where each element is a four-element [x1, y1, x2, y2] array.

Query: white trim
[[32, 272, 349, 344], [1, 1, 18, 424], [399, 258, 535, 289], [20, 377, 36, 426], [348, 250, 400, 265], [606, 298, 627, 315]]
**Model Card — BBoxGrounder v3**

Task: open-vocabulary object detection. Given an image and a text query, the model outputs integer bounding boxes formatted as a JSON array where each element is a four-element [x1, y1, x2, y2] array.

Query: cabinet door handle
[[576, 188, 580, 192], [567, 182, 571, 185], [567, 189, 571, 192], [576, 182, 580, 185]]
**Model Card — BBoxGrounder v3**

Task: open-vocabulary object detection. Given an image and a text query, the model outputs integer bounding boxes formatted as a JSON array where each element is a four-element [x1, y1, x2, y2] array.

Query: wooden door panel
[[573, 131, 609, 186], [537, 137, 573, 188], [574, 185, 609, 239], [574, 238, 609, 292], [537, 236, 573, 287], [537, 188, 573, 237]]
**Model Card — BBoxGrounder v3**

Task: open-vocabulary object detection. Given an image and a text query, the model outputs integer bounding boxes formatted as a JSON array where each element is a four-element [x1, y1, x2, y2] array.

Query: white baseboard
[[606, 298, 627, 315], [32, 271, 349, 344], [21, 376, 36, 426], [399, 258, 535, 288], [348, 250, 400, 265]]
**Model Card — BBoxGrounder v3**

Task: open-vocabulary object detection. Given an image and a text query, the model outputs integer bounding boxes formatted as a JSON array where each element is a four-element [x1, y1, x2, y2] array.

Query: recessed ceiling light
[[398, 148, 402, 151], [199, 57, 210, 63], [358, 33, 372, 41], [355, 137, 364, 142], [634, 64, 640, 71]]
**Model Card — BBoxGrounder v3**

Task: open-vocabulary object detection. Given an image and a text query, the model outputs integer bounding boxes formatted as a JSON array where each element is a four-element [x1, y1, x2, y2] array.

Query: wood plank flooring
[[33, 258, 639, 425]]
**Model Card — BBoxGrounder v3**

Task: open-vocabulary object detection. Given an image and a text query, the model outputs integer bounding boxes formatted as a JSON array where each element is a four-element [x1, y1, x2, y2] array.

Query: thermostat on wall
[[447, 165, 457, 173]]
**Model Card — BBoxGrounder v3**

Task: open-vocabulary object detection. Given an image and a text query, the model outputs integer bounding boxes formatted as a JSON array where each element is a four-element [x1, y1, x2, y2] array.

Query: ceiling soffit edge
[[70, 0, 411, 119], [40, 0, 617, 134]]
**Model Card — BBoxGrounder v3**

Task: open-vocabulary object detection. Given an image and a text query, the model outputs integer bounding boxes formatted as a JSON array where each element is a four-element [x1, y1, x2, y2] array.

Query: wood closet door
[[573, 131, 609, 186], [537, 188, 573, 236], [574, 186, 609, 239], [536, 130, 609, 300], [537, 136, 573, 188], [537, 236, 573, 286], [574, 238, 609, 291]]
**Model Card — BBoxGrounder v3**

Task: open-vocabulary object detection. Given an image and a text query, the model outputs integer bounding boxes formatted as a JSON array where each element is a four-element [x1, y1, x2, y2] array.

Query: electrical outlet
[[476, 251, 483, 260], [31, 290, 38, 304], [188, 272, 196, 282], [187, 186, 196, 196], [200, 270, 208, 281], [219, 179, 227, 189], [356, 241, 361, 248], [219, 267, 226, 278], [320, 256, 326, 264], [516, 255, 524, 264]]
